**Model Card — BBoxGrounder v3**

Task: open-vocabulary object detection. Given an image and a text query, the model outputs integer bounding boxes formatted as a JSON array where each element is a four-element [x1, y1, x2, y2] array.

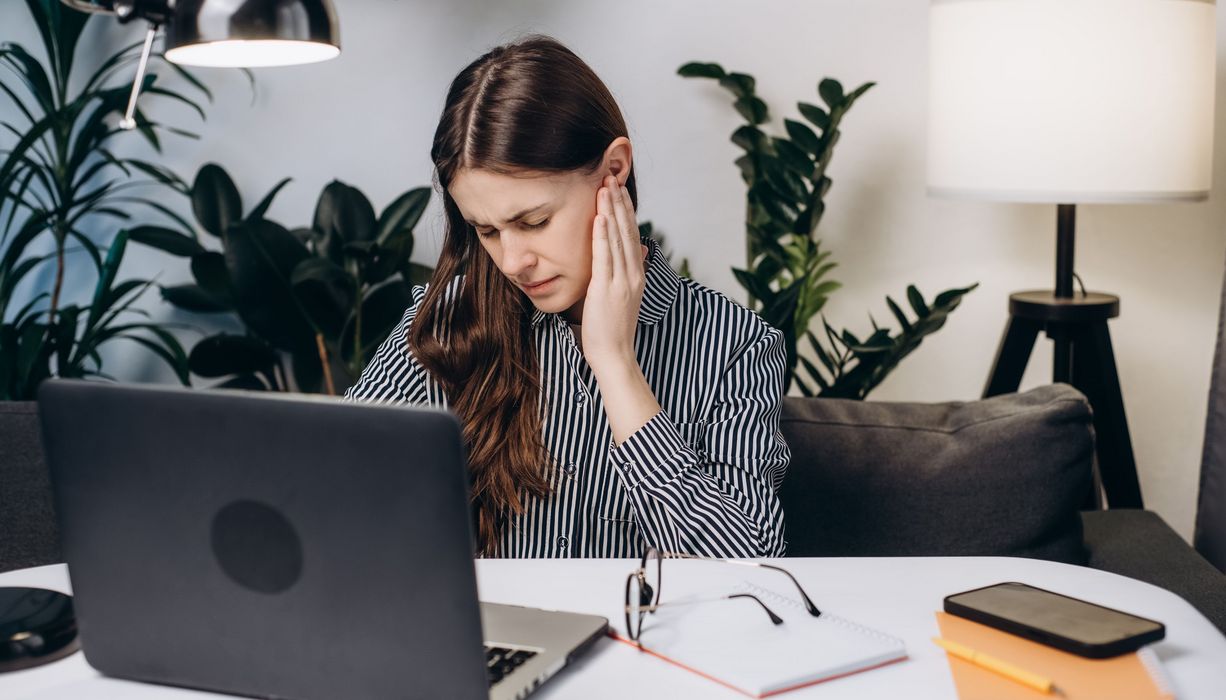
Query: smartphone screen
[[945, 582, 1164, 657]]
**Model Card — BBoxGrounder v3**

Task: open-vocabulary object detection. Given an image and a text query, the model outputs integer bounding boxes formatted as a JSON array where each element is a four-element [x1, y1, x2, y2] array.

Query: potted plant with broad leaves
[[0, 0, 227, 570], [678, 62, 977, 399], [137, 163, 434, 395]]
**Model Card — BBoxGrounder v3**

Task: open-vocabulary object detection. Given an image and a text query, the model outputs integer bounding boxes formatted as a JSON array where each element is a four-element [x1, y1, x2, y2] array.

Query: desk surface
[[1, 557, 1223, 699]]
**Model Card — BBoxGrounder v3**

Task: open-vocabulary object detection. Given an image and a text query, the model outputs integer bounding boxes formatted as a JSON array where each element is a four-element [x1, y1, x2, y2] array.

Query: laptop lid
[[38, 379, 489, 700]]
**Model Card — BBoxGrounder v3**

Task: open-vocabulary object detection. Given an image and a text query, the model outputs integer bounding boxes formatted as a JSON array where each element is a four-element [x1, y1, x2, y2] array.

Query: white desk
[[1, 558, 1223, 699]]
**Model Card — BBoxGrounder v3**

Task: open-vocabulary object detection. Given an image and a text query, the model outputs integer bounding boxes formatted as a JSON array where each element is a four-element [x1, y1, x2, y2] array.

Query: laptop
[[38, 379, 608, 700]]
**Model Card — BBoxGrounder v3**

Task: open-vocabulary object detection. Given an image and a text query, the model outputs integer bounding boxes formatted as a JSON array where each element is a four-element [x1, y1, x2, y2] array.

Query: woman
[[347, 35, 789, 559]]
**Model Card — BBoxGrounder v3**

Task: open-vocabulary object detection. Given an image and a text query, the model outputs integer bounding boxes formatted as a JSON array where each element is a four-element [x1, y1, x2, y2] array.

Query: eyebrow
[[464, 203, 550, 228]]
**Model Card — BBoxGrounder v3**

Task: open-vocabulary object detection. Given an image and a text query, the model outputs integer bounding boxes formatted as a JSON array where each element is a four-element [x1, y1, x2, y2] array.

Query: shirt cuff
[[610, 410, 697, 490]]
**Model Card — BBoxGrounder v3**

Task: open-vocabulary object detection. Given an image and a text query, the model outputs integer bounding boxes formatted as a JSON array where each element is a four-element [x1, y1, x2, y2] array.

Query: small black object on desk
[[0, 587, 79, 673]]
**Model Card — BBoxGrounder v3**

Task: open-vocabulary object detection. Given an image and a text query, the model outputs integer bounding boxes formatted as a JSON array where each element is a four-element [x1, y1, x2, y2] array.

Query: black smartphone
[[944, 582, 1165, 658]]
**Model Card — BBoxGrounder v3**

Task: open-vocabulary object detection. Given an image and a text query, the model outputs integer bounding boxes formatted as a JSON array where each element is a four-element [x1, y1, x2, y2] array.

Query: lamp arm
[[118, 22, 159, 131]]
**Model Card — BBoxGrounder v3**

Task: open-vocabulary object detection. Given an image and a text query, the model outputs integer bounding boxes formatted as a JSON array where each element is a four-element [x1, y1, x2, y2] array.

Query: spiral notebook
[[611, 581, 908, 698]]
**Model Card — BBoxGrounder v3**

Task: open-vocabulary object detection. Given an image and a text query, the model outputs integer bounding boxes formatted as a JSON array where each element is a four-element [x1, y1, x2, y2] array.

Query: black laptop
[[38, 379, 607, 700]]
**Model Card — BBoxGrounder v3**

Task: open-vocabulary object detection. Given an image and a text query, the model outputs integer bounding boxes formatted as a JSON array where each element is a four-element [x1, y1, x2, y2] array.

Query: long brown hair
[[411, 36, 639, 555]]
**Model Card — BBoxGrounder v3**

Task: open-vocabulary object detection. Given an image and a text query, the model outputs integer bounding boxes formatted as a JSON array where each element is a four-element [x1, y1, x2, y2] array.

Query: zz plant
[[137, 163, 433, 395], [678, 61, 976, 399]]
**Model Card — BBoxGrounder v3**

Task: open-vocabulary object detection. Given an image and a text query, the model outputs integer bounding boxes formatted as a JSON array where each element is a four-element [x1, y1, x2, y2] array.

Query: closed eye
[[473, 219, 548, 237]]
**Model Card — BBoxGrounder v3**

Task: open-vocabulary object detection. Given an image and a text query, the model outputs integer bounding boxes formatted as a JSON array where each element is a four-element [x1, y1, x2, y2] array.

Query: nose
[[498, 232, 538, 278]]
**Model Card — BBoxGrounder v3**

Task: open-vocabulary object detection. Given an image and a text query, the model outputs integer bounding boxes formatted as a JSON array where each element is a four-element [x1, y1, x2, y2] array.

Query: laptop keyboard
[[485, 645, 538, 686]]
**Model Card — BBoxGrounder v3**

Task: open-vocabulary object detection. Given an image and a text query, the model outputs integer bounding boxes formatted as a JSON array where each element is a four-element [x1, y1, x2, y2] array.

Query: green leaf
[[734, 97, 769, 125], [933, 283, 979, 308], [718, 72, 756, 99], [291, 257, 356, 339], [161, 283, 230, 313], [731, 125, 769, 153], [126, 225, 204, 257], [192, 163, 242, 237], [188, 333, 280, 378], [82, 229, 128, 337], [214, 373, 270, 391], [376, 187, 430, 245], [190, 251, 234, 307], [158, 59, 214, 102], [143, 85, 207, 122], [761, 157, 808, 202], [818, 78, 845, 108], [772, 138, 815, 177], [797, 102, 830, 131], [732, 267, 774, 304], [224, 219, 316, 352], [847, 81, 876, 103], [340, 279, 414, 364], [677, 62, 726, 79], [314, 180, 377, 245], [784, 119, 821, 156], [123, 159, 189, 193], [886, 296, 912, 333], [247, 177, 292, 221], [906, 285, 929, 317]]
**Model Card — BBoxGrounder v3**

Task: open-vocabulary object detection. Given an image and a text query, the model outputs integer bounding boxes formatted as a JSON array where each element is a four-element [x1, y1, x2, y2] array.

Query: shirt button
[[564, 462, 577, 475], [574, 392, 586, 405], [557, 536, 569, 550]]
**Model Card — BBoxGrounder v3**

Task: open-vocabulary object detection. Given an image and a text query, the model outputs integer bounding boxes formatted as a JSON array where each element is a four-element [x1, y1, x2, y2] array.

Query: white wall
[[3, 0, 1224, 541]]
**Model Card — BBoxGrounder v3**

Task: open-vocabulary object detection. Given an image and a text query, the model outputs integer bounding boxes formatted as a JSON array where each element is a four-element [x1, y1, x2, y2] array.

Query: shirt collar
[[531, 237, 681, 328]]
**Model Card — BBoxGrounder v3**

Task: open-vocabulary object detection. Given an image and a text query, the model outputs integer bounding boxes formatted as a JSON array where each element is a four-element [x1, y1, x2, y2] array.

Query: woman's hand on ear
[[582, 175, 646, 371]]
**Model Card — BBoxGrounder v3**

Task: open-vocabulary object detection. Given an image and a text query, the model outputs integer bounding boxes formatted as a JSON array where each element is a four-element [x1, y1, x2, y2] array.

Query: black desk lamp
[[926, 0, 1215, 508], [61, 0, 339, 127]]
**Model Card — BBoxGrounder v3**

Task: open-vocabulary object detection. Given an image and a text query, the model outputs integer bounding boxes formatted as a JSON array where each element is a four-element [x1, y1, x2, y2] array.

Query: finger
[[605, 198, 625, 283], [610, 182, 641, 272], [591, 213, 611, 282]]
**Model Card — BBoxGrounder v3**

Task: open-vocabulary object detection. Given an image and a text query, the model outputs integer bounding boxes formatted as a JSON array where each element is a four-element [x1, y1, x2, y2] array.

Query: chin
[[528, 290, 582, 316]]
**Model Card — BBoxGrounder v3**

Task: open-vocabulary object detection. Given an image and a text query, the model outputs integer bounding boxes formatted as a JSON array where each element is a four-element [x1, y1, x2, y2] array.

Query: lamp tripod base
[[984, 290, 1143, 510]]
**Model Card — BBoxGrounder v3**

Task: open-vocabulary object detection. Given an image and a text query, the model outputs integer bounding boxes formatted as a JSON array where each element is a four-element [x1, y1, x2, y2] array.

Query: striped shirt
[[345, 238, 790, 558]]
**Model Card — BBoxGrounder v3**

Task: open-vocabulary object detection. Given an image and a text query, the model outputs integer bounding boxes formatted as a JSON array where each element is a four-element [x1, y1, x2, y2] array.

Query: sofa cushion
[[779, 384, 1092, 564], [0, 401, 60, 573], [1083, 509, 1226, 633]]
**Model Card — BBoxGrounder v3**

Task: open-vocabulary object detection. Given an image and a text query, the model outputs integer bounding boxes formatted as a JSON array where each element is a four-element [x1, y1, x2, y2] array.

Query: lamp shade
[[164, 0, 340, 67], [59, 0, 340, 68], [927, 0, 1216, 203]]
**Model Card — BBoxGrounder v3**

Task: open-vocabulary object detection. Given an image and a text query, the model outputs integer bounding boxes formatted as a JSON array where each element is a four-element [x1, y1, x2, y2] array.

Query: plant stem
[[315, 332, 335, 396]]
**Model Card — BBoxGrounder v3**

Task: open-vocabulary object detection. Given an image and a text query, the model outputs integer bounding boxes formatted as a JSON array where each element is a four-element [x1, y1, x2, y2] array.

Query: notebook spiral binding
[[1136, 647, 1177, 698], [737, 581, 906, 649]]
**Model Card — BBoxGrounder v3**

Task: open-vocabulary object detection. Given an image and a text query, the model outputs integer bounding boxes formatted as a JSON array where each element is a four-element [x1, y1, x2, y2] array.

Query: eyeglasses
[[623, 546, 821, 645]]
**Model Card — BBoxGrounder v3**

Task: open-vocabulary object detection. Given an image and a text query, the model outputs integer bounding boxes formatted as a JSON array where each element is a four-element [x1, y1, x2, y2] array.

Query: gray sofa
[[779, 383, 1226, 633], [4, 385, 1225, 633]]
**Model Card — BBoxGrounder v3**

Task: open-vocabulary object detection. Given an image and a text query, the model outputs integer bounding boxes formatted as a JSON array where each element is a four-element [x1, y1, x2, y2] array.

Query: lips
[[523, 276, 557, 290]]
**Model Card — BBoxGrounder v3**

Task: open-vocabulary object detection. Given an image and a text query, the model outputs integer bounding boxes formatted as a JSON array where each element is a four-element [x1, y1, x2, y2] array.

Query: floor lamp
[[926, 0, 1216, 508]]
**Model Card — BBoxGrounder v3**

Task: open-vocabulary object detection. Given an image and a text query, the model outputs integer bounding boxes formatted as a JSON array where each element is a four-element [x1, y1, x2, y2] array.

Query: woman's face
[[448, 166, 609, 322]]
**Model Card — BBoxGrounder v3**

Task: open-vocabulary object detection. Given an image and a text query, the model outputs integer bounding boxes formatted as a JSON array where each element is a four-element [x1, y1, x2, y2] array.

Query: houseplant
[[678, 62, 976, 398], [1, 0, 222, 400], [135, 163, 433, 395]]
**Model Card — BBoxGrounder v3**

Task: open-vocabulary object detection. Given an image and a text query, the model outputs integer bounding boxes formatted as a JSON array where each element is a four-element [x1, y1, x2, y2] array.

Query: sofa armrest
[[1082, 509, 1226, 634]]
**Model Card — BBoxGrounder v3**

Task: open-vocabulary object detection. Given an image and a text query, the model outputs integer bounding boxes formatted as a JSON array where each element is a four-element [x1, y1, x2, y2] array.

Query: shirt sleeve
[[609, 324, 790, 558], [344, 285, 437, 406]]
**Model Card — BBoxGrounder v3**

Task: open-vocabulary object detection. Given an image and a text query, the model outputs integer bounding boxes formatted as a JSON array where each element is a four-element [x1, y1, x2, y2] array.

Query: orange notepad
[[935, 612, 1173, 700]]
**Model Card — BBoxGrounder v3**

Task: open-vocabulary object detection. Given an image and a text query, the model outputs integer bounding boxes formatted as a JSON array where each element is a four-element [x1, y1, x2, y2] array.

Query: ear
[[602, 136, 634, 186]]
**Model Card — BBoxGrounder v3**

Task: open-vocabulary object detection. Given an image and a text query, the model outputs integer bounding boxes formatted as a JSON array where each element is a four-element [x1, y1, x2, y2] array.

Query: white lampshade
[[927, 0, 1216, 203]]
